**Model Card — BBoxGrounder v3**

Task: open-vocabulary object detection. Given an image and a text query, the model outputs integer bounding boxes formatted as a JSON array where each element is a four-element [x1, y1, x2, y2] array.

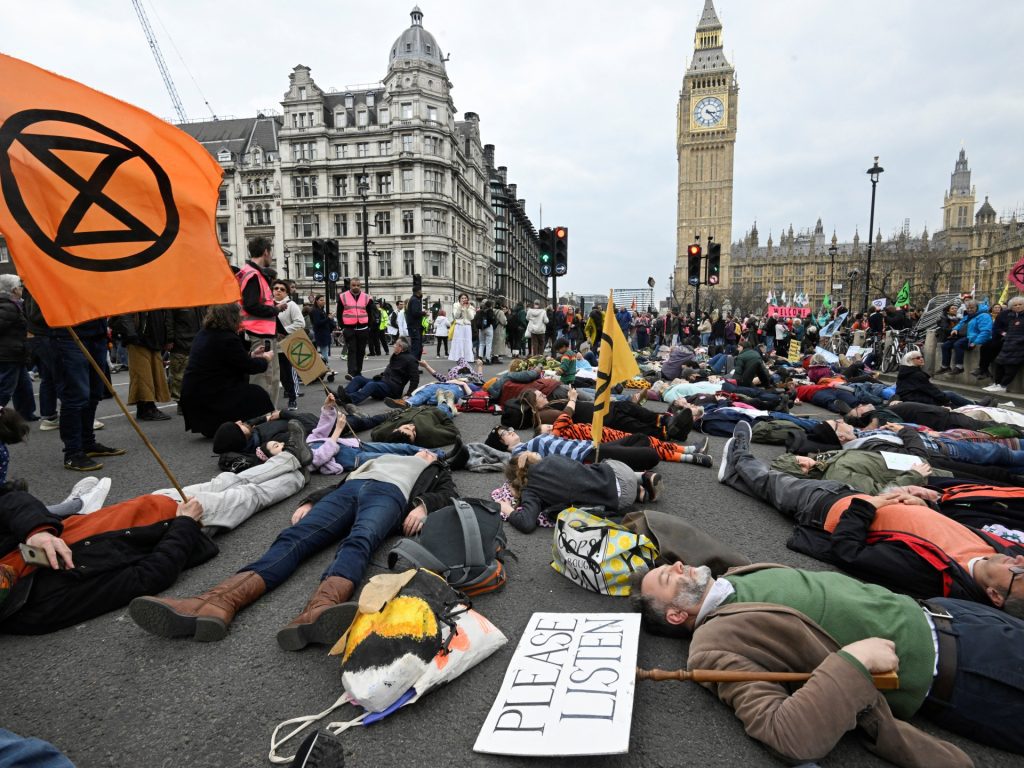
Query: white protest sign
[[474, 613, 641, 757], [880, 451, 920, 472]]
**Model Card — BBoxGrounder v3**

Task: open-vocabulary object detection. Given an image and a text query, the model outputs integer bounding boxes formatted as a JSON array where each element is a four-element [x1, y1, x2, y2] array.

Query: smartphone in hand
[[19, 543, 68, 570]]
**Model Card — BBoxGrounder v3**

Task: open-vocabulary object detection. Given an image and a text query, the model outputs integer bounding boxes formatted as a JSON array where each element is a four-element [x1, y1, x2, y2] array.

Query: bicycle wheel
[[882, 342, 900, 373], [831, 334, 849, 356]]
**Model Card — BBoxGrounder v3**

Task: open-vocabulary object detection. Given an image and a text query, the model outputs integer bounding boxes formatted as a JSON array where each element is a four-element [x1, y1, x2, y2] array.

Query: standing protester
[[492, 299, 509, 362], [406, 287, 425, 360], [168, 307, 205, 414], [527, 300, 548, 357], [0, 276, 31, 418], [449, 293, 475, 362], [237, 237, 282, 408], [985, 295, 1024, 393], [432, 310, 450, 358], [23, 293, 124, 472], [309, 296, 334, 364], [273, 280, 305, 410], [23, 287, 59, 432], [477, 299, 495, 363], [337, 278, 373, 377], [110, 311, 173, 421]]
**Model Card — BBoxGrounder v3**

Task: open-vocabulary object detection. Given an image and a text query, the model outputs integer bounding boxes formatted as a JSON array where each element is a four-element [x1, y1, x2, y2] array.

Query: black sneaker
[[936, 366, 952, 375], [65, 454, 103, 472], [641, 471, 663, 502], [688, 435, 710, 454], [690, 453, 713, 468], [85, 443, 127, 457]]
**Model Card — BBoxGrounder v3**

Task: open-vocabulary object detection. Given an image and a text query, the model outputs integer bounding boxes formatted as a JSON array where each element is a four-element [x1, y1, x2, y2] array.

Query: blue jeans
[[334, 441, 440, 470], [318, 343, 331, 363], [940, 337, 970, 367], [926, 598, 1024, 754], [943, 389, 973, 408], [241, 479, 406, 589], [939, 439, 1024, 473], [0, 729, 74, 768], [49, 334, 106, 459], [345, 375, 396, 404], [708, 353, 728, 374], [29, 336, 56, 418], [408, 382, 462, 407], [0, 362, 20, 408]]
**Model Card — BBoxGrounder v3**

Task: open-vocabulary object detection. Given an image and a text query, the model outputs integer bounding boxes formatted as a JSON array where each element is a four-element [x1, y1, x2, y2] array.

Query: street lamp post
[[358, 167, 371, 295], [828, 243, 837, 306], [863, 156, 884, 313], [283, 248, 291, 280]]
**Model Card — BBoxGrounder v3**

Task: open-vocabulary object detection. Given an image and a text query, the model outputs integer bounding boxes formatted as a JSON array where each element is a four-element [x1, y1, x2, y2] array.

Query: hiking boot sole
[[128, 597, 228, 642], [276, 603, 359, 652], [717, 438, 734, 483]]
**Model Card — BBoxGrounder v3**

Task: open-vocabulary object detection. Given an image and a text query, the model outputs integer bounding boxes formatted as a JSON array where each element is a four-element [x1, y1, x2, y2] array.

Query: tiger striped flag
[[592, 290, 641, 452]]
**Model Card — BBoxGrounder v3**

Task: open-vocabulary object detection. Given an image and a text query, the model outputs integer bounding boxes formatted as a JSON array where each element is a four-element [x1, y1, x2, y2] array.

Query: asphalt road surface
[[4, 357, 1019, 768]]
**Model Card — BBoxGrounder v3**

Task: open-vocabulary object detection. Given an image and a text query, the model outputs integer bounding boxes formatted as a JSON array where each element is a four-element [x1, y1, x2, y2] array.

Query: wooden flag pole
[[317, 376, 359, 439], [637, 666, 899, 691], [68, 328, 187, 499]]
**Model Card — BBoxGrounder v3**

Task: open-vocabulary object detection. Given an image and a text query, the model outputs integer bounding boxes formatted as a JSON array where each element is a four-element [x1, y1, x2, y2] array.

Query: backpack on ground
[[217, 451, 261, 473], [500, 397, 533, 429], [387, 498, 508, 596], [551, 507, 658, 596], [458, 390, 498, 414]]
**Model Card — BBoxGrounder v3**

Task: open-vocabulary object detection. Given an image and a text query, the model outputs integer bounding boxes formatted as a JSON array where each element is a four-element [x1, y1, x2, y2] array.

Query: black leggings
[[572, 400, 664, 437], [588, 434, 660, 470], [435, 336, 449, 357]]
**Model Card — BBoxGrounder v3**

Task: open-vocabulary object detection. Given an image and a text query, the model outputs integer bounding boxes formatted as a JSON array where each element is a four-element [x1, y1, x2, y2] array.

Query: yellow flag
[[999, 282, 1012, 306], [593, 290, 641, 451]]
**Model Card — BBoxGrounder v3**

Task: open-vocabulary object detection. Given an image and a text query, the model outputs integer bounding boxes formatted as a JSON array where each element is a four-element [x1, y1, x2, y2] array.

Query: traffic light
[[538, 227, 553, 277], [311, 239, 325, 282], [324, 239, 340, 282], [707, 241, 721, 285], [687, 243, 702, 285], [552, 226, 568, 276]]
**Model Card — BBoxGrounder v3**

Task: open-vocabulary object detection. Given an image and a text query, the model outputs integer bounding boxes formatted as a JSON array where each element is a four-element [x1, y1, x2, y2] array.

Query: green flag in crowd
[[895, 281, 911, 307], [822, 294, 832, 310]]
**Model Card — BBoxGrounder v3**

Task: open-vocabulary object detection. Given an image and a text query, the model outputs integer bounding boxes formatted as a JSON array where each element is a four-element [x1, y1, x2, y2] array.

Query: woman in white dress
[[449, 293, 476, 362]]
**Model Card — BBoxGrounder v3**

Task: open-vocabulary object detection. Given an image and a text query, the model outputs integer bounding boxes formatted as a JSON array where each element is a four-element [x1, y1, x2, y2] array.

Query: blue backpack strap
[[387, 539, 448, 575]]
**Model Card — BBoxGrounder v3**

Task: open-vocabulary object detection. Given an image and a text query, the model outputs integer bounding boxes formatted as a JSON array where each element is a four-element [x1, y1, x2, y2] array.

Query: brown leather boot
[[128, 571, 266, 642], [276, 576, 357, 651]]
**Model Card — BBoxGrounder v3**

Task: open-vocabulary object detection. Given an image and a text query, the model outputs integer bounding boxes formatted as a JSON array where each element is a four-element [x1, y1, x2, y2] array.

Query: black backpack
[[500, 397, 533, 429], [217, 451, 261, 473], [387, 498, 508, 596]]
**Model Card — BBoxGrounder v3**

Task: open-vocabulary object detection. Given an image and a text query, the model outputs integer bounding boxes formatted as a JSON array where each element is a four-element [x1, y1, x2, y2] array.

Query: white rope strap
[[268, 692, 366, 764]]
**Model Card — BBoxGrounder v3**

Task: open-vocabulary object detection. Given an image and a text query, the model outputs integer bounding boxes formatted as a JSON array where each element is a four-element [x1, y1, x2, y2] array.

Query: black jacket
[[170, 307, 205, 352], [996, 310, 1024, 365], [0, 491, 218, 633], [887, 402, 989, 432], [894, 364, 949, 406], [786, 496, 1020, 605], [111, 310, 174, 351], [509, 455, 619, 533], [0, 295, 27, 363], [405, 294, 425, 329], [380, 350, 420, 395]]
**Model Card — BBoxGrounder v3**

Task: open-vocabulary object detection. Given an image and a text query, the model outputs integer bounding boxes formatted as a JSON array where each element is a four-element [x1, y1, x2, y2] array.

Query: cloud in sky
[[3, 0, 1022, 293]]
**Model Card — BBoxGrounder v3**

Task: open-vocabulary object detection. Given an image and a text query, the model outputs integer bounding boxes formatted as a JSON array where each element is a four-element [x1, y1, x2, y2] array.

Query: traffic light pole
[[552, 274, 557, 312]]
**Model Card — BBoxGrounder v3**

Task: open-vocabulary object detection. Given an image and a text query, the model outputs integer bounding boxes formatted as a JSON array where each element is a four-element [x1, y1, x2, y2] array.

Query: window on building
[[774, 266, 784, 277], [0, 241, 8, 263], [754, 266, 763, 277], [816, 281, 825, 294], [423, 136, 440, 156], [366, 92, 375, 107], [337, 252, 349, 277], [334, 144, 348, 159], [377, 172, 392, 195], [292, 175, 317, 198], [335, 111, 346, 128], [292, 214, 320, 239], [357, 143, 369, 158], [816, 264, 827, 275], [422, 208, 446, 235], [355, 212, 365, 236], [345, 95, 353, 108], [357, 111, 368, 127], [378, 140, 392, 156], [794, 265, 804, 277], [356, 252, 367, 278], [401, 102, 413, 119], [401, 169, 414, 192], [375, 211, 391, 235], [427, 105, 438, 122], [333, 213, 347, 237], [424, 250, 446, 277], [333, 175, 348, 196], [424, 170, 443, 194], [378, 251, 393, 277], [217, 186, 228, 207], [217, 221, 229, 244], [402, 134, 413, 153], [402, 209, 414, 234], [403, 249, 415, 275], [379, 107, 390, 124], [298, 87, 306, 100]]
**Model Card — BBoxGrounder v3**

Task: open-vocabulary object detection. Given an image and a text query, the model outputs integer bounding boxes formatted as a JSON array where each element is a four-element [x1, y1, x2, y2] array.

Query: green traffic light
[[540, 254, 551, 262], [314, 261, 323, 269]]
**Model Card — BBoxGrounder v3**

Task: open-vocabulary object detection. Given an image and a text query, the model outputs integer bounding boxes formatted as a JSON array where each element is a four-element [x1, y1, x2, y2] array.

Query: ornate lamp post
[[358, 167, 371, 294], [863, 156, 884, 312], [828, 242, 837, 306]]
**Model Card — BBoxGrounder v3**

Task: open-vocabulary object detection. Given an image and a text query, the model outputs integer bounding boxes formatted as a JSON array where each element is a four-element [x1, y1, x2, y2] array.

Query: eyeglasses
[[273, 286, 287, 291], [1007, 565, 1024, 598]]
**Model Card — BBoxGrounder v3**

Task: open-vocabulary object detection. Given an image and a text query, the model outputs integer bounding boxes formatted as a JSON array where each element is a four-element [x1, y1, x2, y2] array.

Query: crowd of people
[[4, 236, 1024, 766]]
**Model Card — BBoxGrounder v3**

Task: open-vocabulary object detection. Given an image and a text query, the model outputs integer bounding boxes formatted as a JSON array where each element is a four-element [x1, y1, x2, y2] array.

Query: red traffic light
[[554, 227, 567, 239], [687, 243, 701, 257]]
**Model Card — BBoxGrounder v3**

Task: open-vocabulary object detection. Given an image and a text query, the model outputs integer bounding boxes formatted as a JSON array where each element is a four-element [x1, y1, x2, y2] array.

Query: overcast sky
[[3, 0, 1023, 294]]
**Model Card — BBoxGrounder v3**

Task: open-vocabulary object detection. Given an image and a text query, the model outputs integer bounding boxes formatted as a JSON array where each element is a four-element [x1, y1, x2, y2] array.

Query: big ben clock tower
[[676, 0, 738, 297]]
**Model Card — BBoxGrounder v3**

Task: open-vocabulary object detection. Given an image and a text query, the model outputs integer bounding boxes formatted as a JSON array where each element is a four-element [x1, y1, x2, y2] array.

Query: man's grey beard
[[673, 565, 713, 609]]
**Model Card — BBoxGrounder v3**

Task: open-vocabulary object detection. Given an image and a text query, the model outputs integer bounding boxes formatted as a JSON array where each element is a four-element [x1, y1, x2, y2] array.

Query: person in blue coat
[[938, 300, 992, 376]]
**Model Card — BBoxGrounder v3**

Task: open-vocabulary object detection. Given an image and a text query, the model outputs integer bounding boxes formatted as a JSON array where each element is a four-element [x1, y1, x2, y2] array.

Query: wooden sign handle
[[637, 667, 899, 690]]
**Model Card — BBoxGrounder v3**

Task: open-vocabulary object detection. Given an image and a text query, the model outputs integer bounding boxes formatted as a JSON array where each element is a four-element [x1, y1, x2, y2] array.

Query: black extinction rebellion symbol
[[0, 109, 179, 272]]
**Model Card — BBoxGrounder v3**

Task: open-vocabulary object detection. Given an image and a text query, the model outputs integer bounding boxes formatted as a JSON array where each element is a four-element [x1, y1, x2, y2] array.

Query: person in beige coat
[[525, 300, 548, 356]]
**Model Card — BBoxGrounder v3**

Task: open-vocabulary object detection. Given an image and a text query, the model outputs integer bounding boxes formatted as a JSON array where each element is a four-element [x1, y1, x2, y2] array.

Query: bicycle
[[880, 328, 923, 373]]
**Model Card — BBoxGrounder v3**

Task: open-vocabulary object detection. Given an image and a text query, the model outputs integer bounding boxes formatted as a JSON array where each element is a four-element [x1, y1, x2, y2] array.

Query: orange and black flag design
[[0, 53, 239, 327], [592, 290, 641, 451]]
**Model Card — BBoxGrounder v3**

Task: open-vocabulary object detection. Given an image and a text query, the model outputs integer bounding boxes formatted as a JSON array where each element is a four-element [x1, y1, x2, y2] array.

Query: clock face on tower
[[693, 96, 724, 128]]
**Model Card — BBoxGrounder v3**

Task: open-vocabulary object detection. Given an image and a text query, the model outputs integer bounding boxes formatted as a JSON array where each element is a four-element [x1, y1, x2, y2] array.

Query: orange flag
[[0, 53, 239, 327]]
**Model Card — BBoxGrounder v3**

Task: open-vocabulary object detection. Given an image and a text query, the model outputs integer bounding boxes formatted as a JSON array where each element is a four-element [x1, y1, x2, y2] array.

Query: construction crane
[[131, 0, 188, 122]]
